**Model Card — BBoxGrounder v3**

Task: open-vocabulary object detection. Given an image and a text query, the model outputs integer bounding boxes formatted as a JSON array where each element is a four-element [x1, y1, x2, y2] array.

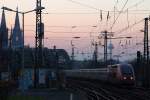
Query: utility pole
[[101, 30, 108, 67], [144, 18, 149, 65], [143, 17, 149, 88], [104, 31, 108, 67], [101, 30, 112, 67], [93, 42, 98, 66], [71, 40, 75, 62], [71, 37, 80, 67], [137, 51, 142, 86], [34, 0, 45, 88]]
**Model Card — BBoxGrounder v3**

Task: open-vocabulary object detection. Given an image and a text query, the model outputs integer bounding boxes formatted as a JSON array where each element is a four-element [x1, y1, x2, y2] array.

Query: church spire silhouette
[[12, 7, 23, 49], [0, 9, 8, 49]]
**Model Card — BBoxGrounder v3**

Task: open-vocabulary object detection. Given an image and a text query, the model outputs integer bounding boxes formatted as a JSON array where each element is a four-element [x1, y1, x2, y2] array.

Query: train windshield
[[121, 64, 133, 74]]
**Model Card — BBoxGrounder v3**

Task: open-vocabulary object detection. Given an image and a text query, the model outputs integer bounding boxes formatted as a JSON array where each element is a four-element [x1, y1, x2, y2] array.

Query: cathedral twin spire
[[0, 8, 23, 49], [12, 8, 23, 48], [0, 9, 8, 49]]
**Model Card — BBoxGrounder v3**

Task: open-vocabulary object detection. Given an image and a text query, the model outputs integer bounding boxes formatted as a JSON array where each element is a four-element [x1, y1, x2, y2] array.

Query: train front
[[119, 64, 135, 85]]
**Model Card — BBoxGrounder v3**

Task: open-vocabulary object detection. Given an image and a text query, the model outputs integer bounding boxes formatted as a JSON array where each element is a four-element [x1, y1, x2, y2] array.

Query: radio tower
[[34, 0, 45, 88]]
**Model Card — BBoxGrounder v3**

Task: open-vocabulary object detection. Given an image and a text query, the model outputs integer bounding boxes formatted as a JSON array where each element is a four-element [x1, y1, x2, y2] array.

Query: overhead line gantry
[[34, 0, 45, 88]]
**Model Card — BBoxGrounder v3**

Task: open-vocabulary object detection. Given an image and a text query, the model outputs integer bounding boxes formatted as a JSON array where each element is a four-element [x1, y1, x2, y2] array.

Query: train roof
[[63, 68, 108, 72], [108, 63, 132, 67]]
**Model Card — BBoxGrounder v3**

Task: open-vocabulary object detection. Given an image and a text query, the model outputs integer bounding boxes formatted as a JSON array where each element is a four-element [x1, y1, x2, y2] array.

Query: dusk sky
[[0, 0, 150, 61]]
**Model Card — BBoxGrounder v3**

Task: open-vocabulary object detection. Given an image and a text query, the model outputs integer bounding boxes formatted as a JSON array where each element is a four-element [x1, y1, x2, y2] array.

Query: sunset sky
[[0, 0, 150, 61]]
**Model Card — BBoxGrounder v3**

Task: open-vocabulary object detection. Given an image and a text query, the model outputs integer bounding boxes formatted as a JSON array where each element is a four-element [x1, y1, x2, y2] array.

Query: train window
[[111, 65, 117, 68], [121, 64, 133, 74]]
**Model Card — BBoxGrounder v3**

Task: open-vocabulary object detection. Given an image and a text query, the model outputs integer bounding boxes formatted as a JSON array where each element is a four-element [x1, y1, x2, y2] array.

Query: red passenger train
[[62, 63, 135, 85]]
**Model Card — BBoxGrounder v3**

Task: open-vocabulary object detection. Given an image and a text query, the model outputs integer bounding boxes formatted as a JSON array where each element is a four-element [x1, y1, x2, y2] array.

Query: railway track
[[66, 79, 150, 100], [101, 84, 150, 100], [67, 79, 126, 100]]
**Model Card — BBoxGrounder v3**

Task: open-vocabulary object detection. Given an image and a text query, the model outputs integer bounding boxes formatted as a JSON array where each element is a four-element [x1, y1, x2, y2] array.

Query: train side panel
[[63, 68, 109, 82], [62, 63, 135, 85]]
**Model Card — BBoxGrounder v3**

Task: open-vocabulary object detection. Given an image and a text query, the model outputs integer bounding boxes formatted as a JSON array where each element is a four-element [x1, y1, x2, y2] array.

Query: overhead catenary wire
[[66, 0, 104, 11], [66, 0, 145, 13], [24, 30, 100, 34], [110, 0, 129, 30], [125, 0, 145, 11], [109, 0, 146, 34], [24, 25, 99, 28], [43, 11, 150, 15], [115, 19, 144, 34], [25, 36, 90, 39], [65, 0, 146, 32]]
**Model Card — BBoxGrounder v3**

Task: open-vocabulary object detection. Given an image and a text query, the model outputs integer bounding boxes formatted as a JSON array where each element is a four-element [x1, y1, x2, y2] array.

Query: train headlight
[[130, 77, 133, 80], [123, 77, 127, 80]]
